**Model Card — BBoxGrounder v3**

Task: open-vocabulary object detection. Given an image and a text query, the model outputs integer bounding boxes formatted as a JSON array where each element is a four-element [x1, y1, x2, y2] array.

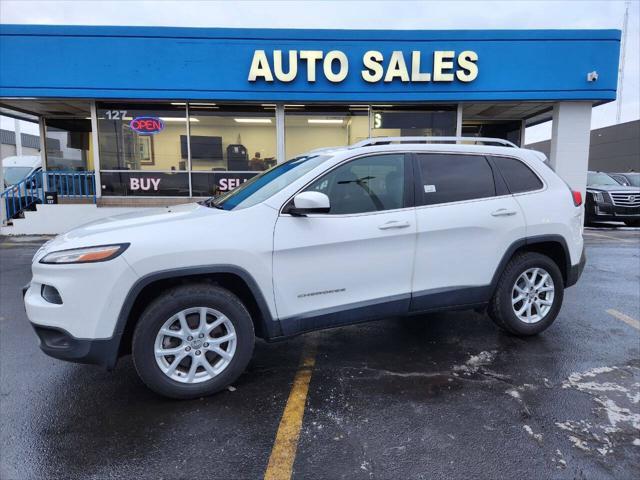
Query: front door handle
[[491, 208, 518, 217], [378, 220, 411, 230]]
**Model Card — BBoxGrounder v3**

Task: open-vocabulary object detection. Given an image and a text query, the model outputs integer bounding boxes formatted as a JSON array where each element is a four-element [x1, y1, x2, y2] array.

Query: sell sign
[[130, 117, 165, 135]]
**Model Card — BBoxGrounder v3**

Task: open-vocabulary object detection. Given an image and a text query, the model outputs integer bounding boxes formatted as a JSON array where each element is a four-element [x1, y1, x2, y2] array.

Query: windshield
[[3, 167, 32, 187], [624, 174, 640, 187], [209, 154, 331, 210], [587, 172, 619, 186]]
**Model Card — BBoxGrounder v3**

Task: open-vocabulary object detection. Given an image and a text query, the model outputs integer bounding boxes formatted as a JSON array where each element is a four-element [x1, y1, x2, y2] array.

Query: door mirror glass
[[289, 191, 330, 215]]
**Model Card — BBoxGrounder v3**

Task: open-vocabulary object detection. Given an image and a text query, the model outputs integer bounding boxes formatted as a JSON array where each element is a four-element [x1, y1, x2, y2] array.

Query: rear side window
[[416, 154, 496, 206], [492, 156, 543, 193]]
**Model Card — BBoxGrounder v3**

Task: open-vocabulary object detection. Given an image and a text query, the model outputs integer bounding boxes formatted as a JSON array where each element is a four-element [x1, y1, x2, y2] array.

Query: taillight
[[572, 190, 583, 207]]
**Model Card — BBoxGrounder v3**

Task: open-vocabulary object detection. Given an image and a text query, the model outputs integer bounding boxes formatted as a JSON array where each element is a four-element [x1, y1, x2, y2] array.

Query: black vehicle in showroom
[[585, 171, 640, 227]]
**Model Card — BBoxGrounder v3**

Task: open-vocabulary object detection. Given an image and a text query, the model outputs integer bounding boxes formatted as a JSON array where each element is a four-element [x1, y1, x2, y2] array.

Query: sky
[[0, 0, 638, 143]]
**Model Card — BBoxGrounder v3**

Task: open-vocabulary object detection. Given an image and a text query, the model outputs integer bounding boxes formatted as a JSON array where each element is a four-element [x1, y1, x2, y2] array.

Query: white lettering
[[411, 51, 431, 82], [323, 50, 349, 83], [247, 49, 479, 84], [456, 50, 478, 82], [299, 50, 323, 82], [384, 51, 410, 82], [273, 50, 298, 82], [248, 50, 274, 82], [361, 50, 384, 82], [433, 51, 455, 81], [130, 177, 160, 191]]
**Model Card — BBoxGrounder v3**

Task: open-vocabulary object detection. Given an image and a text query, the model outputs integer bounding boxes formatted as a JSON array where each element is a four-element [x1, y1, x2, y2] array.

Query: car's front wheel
[[132, 283, 255, 399], [488, 252, 564, 336]]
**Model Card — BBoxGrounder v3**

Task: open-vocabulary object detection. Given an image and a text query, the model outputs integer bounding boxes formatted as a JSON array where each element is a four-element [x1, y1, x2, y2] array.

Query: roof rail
[[350, 136, 518, 148]]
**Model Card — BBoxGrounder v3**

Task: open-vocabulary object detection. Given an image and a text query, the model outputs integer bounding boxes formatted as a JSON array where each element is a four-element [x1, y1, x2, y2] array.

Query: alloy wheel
[[511, 267, 555, 324], [154, 307, 237, 383]]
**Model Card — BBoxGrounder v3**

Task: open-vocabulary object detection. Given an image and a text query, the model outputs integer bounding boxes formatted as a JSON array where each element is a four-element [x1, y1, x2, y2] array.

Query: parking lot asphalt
[[1, 228, 639, 480]]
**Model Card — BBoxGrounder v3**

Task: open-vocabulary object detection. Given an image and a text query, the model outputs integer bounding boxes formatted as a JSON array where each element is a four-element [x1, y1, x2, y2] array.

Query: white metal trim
[[38, 117, 47, 173], [350, 136, 518, 148], [90, 101, 102, 198], [455, 103, 463, 142], [276, 103, 285, 163], [186, 102, 193, 196]]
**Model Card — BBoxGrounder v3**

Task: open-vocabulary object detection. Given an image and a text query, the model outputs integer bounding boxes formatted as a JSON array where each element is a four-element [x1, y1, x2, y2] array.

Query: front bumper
[[586, 203, 640, 222], [566, 247, 586, 288], [30, 323, 120, 369], [23, 253, 139, 369], [22, 283, 120, 369]]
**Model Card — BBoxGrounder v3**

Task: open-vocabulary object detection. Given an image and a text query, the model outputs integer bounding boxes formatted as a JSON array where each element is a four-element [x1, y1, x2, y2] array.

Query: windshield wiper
[[199, 197, 224, 209]]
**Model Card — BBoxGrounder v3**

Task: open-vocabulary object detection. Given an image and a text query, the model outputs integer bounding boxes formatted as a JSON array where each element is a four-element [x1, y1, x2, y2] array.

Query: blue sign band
[[0, 25, 621, 102]]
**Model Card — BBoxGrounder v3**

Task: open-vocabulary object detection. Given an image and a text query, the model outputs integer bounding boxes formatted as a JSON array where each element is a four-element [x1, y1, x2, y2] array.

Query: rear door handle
[[378, 220, 411, 230], [491, 209, 518, 217]]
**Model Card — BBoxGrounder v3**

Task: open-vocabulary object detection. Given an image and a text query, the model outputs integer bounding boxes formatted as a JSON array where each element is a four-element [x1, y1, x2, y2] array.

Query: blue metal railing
[[2, 170, 95, 222], [43, 171, 96, 199]]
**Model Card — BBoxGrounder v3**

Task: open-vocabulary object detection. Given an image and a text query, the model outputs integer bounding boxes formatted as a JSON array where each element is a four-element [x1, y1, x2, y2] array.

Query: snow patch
[[594, 397, 640, 430], [453, 350, 497, 375], [552, 449, 567, 469], [569, 435, 590, 451], [506, 389, 521, 400], [523, 425, 543, 443], [556, 365, 640, 457]]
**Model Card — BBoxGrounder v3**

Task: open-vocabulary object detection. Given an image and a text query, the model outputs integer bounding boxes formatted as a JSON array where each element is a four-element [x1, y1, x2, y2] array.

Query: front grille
[[610, 192, 640, 207]]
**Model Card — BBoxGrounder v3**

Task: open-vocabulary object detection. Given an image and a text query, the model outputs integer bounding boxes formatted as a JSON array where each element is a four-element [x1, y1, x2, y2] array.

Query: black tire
[[488, 252, 564, 336], [132, 283, 255, 399], [625, 220, 640, 228]]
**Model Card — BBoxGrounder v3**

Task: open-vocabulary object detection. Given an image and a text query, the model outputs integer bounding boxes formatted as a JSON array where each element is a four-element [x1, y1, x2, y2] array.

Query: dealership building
[[0, 25, 621, 232]]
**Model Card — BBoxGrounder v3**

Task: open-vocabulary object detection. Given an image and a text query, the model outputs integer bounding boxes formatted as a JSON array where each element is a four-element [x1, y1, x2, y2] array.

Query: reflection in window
[[306, 154, 405, 214], [45, 118, 93, 171], [416, 153, 496, 206], [188, 104, 276, 173], [285, 105, 370, 158], [97, 102, 187, 171], [371, 105, 456, 138]]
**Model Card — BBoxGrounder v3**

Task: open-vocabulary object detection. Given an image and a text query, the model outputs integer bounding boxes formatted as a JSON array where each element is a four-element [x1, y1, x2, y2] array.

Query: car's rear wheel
[[132, 284, 254, 399], [488, 252, 564, 336]]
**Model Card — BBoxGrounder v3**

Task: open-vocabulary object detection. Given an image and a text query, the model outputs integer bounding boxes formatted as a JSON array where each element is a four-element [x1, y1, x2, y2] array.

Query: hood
[[587, 184, 640, 192], [48, 202, 224, 249]]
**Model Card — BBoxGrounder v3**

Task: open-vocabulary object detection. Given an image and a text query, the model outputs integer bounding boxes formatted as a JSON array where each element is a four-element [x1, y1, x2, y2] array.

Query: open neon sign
[[130, 117, 165, 135]]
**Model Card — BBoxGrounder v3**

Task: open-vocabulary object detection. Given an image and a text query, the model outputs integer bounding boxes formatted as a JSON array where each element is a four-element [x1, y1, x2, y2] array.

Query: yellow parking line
[[606, 309, 640, 330], [264, 337, 318, 480]]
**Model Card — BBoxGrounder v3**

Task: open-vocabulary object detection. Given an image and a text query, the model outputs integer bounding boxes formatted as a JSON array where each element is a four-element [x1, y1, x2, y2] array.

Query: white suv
[[24, 137, 586, 399]]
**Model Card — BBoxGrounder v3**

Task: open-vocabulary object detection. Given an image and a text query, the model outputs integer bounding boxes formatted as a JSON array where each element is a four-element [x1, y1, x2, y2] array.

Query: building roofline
[[0, 24, 622, 42]]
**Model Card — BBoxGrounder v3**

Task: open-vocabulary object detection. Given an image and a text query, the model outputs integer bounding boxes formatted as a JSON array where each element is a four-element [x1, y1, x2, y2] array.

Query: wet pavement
[[1, 228, 638, 479]]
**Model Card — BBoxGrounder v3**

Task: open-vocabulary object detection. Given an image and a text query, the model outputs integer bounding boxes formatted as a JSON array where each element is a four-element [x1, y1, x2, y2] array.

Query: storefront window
[[97, 102, 189, 196], [189, 104, 276, 197], [285, 105, 369, 158], [371, 105, 456, 137], [45, 118, 93, 171], [97, 102, 187, 171]]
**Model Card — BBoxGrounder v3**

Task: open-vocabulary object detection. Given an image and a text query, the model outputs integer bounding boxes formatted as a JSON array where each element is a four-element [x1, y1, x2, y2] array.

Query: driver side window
[[305, 153, 406, 215]]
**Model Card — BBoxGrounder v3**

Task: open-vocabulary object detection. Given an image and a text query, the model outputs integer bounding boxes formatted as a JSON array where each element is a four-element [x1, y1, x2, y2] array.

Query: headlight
[[589, 191, 604, 203], [39, 243, 129, 264]]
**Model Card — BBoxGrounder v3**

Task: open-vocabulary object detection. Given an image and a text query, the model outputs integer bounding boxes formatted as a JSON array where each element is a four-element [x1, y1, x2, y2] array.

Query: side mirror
[[287, 191, 330, 216]]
